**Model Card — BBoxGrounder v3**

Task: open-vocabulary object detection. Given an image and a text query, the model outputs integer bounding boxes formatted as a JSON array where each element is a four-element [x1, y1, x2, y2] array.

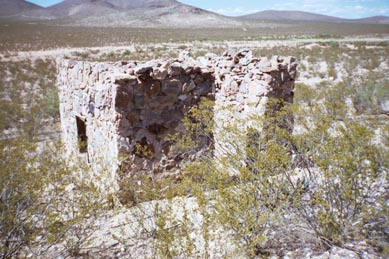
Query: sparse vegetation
[[351, 80, 389, 115], [135, 81, 388, 258], [0, 21, 389, 52], [0, 138, 108, 259], [1, 21, 389, 258]]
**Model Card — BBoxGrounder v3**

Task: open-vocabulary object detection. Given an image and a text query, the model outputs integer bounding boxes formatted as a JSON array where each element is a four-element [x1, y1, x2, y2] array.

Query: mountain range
[[240, 10, 389, 25], [0, 0, 44, 17], [47, 0, 179, 18], [1, 0, 388, 27], [0, 0, 242, 27]]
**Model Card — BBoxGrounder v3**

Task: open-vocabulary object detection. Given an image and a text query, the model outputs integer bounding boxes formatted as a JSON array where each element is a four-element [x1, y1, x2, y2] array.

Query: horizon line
[[24, 0, 389, 19]]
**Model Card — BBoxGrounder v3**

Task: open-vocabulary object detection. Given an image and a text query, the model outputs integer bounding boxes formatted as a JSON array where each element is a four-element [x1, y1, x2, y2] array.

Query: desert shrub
[[293, 117, 388, 247], [143, 100, 301, 257], [71, 51, 90, 59], [117, 166, 190, 207], [210, 139, 296, 257], [150, 200, 201, 259], [142, 89, 389, 257], [322, 83, 350, 119], [0, 139, 108, 259], [0, 59, 58, 139], [43, 88, 60, 119], [327, 64, 337, 79], [0, 57, 109, 257], [351, 80, 389, 115], [122, 49, 131, 56], [291, 85, 389, 251], [0, 140, 43, 259], [294, 83, 317, 106]]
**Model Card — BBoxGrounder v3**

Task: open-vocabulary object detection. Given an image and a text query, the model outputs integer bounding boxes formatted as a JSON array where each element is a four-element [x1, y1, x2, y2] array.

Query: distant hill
[[352, 16, 389, 24], [240, 10, 343, 23], [0, 0, 44, 17], [46, 0, 180, 18], [46, 0, 119, 18], [104, 0, 178, 9], [239, 10, 389, 24], [1, 1, 388, 27], [69, 1, 244, 27], [42, 0, 243, 27]]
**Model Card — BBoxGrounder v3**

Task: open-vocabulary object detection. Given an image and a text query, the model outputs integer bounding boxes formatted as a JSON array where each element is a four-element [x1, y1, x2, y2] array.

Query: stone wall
[[57, 50, 297, 192], [114, 59, 215, 174], [57, 60, 123, 191], [212, 50, 297, 166]]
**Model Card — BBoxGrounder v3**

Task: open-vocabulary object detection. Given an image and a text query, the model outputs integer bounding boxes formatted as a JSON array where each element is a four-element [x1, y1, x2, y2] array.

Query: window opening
[[76, 116, 88, 153]]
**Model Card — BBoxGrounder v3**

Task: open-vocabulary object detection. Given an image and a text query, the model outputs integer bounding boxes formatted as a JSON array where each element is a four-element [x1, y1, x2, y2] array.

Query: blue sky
[[27, 0, 389, 18]]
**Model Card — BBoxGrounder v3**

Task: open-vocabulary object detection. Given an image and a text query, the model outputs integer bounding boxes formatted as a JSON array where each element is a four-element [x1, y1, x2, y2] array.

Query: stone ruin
[[57, 50, 297, 192]]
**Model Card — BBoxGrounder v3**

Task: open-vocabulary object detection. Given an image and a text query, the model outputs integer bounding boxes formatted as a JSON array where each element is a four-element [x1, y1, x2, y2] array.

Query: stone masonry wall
[[57, 60, 124, 191], [113, 59, 215, 174], [212, 50, 297, 165], [57, 50, 297, 192]]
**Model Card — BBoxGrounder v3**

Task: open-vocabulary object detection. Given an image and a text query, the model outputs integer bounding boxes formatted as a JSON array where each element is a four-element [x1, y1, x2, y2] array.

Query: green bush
[[142, 89, 389, 257], [0, 139, 108, 258], [43, 88, 60, 119], [352, 80, 389, 115]]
